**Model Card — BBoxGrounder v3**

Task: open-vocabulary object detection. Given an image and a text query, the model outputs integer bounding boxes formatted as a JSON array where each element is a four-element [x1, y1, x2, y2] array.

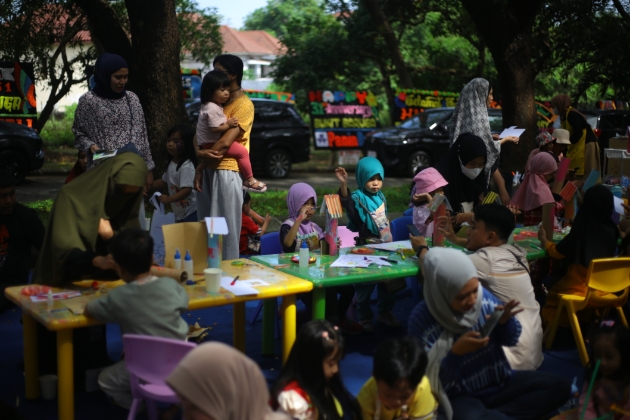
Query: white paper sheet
[[614, 196, 626, 214], [30, 291, 82, 302], [499, 126, 526, 138], [330, 255, 392, 268], [219, 277, 267, 296], [364, 240, 413, 252]]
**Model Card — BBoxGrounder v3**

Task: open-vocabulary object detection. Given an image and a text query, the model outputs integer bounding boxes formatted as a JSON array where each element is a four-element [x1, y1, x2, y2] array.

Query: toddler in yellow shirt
[[357, 336, 438, 420]]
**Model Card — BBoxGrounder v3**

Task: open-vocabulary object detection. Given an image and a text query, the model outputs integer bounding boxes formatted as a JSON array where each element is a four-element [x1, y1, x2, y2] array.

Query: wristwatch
[[416, 245, 429, 257]]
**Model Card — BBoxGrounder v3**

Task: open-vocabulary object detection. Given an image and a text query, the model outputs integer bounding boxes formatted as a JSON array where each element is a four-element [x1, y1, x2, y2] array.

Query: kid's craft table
[[4, 259, 312, 420], [252, 226, 568, 321]]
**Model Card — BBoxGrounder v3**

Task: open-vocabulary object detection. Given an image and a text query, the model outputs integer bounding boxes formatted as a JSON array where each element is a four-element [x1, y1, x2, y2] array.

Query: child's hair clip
[[600, 320, 615, 328]]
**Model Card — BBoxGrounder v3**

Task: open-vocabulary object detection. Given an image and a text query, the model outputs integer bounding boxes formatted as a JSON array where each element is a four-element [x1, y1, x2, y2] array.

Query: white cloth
[[413, 205, 433, 237], [468, 244, 543, 370], [161, 160, 197, 221], [196, 102, 227, 146]]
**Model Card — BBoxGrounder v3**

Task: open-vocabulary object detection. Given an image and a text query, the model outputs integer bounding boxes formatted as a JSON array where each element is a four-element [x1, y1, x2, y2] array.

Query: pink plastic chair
[[338, 226, 357, 248], [123, 334, 196, 420]]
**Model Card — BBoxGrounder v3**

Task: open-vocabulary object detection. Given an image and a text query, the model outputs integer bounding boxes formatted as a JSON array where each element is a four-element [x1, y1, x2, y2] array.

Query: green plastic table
[[252, 226, 569, 323]]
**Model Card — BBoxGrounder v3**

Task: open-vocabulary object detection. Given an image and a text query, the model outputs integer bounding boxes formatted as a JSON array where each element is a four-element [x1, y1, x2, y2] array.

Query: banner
[[393, 89, 459, 125], [308, 90, 380, 150], [244, 90, 294, 103], [181, 68, 202, 100], [0, 62, 37, 128]]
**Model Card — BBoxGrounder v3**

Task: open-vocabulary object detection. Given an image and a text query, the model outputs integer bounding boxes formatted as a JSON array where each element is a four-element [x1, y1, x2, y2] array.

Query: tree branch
[[611, 0, 630, 24]]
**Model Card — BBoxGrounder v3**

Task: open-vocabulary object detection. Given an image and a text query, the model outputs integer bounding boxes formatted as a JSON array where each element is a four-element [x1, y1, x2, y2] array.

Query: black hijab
[[557, 185, 619, 267], [436, 133, 488, 211], [92, 52, 128, 100]]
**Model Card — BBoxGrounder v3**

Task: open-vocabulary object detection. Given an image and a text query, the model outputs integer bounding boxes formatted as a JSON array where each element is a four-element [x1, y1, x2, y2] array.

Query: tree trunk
[[361, 0, 415, 89], [74, 0, 133, 61], [125, 0, 185, 175], [460, 0, 544, 173], [374, 60, 395, 125]]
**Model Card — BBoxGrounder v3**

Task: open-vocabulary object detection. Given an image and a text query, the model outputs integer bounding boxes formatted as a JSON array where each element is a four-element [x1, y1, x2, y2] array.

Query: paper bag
[[162, 222, 208, 274], [149, 193, 175, 266]]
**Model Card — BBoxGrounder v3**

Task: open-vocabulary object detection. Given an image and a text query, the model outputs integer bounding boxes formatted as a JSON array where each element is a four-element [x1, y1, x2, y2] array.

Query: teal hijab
[[348, 157, 386, 236]]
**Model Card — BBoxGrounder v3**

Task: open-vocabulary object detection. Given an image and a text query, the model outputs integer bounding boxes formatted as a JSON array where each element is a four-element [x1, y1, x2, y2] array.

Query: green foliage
[[243, 0, 325, 40], [176, 0, 223, 71], [23, 199, 53, 226], [39, 104, 77, 147]]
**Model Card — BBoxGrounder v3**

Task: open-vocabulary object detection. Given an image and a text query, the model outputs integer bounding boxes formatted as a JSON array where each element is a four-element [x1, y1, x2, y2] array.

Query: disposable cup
[[39, 374, 58, 400], [204, 268, 222, 293]]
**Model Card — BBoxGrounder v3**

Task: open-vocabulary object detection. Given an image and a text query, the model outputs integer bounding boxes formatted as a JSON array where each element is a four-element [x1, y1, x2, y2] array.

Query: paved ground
[[16, 171, 411, 203]]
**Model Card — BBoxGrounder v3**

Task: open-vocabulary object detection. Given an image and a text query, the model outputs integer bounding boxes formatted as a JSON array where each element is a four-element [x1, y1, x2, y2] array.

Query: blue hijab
[[92, 52, 128, 100], [348, 157, 386, 236]]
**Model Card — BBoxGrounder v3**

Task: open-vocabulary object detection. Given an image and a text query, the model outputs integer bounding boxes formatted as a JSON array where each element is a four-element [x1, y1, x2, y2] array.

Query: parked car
[[363, 107, 503, 177], [185, 98, 310, 178], [0, 121, 45, 183]]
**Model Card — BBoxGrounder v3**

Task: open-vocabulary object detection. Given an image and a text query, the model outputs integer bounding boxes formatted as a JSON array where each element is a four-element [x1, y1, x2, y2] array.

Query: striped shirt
[[408, 287, 521, 399]]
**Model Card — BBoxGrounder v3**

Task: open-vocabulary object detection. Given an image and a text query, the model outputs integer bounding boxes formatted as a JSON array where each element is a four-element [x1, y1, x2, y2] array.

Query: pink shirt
[[196, 102, 227, 146]]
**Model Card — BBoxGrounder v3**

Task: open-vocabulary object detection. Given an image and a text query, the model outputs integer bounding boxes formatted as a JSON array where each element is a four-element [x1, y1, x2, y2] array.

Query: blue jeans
[[354, 282, 396, 321], [448, 371, 571, 420], [176, 211, 198, 223]]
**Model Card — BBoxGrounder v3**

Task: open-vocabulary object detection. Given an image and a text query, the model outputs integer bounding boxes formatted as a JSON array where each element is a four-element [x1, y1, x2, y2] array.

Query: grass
[[22, 186, 411, 225], [39, 104, 77, 148]]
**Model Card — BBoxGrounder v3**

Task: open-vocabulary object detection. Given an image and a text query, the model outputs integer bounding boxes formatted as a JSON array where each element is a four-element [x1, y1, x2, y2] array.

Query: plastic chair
[[123, 334, 196, 420], [403, 207, 413, 216], [249, 231, 282, 333], [338, 226, 357, 248], [544, 257, 630, 366], [390, 216, 413, 241]]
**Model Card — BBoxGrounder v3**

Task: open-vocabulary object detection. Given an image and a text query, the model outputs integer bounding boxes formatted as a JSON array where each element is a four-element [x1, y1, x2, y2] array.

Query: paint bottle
[[47, 289, 53, 310], [299, 241, 309, 268], [183, 250, 193, 276], [173, 248, 182, 270]]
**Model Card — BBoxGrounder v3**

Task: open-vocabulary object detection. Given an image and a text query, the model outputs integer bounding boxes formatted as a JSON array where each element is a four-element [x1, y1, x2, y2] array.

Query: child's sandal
[[243, 179, 267, 193]]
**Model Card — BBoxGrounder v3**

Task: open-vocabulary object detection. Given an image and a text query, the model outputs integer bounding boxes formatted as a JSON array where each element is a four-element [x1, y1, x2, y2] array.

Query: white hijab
[[423, 248, 483, 420]]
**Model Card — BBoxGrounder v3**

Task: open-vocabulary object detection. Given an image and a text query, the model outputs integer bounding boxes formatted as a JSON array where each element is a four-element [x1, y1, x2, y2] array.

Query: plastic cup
[[39, 374, 58, 400], [204, 268, 222, 293]]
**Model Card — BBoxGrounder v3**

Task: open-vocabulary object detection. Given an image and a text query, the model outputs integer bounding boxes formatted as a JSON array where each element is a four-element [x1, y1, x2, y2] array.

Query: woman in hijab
[[73, 52, 154, 190], [167, 342, 289, 420], [34, 152, 147, 286], [408, 247, 570, 420], [450, 78, 518, 205], [436, 133, 487, 225], [550, 94, 601, 184], [540, 185, 620, 327]]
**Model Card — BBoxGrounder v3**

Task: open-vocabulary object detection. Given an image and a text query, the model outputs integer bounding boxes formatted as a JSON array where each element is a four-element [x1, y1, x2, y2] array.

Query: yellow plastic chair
[[544, 257, 630, 366]]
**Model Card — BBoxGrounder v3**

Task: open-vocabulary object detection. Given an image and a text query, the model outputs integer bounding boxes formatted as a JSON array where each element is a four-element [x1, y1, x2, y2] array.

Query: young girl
[[272, 320, 361, 419], [240, 191, 271, 255], [150, 124, 198, 222], [411, 167, 448, 237], [336, 157, 399, 333], [280, 183, 360, 333], [195, 70, 266, 192], [577, 323, 630, 419]]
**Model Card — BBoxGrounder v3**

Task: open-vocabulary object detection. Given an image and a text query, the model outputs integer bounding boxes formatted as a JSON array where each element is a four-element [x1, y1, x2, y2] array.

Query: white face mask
[[459, 156, 482, 179]]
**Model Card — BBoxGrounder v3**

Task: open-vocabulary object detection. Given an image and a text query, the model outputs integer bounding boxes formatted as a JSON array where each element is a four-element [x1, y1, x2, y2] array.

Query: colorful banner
[[181, 68, 202, 100], [244, 90, 294, 103], [308, 90, 380, 149], [536, 100, 557, 129], [0, 62, 37, 128], [394, 89, 459, 125]]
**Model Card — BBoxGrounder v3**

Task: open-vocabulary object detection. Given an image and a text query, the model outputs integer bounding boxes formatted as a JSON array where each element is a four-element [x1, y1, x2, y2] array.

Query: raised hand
[[335, 167, 348, 184], [495, 300, 523, 324]]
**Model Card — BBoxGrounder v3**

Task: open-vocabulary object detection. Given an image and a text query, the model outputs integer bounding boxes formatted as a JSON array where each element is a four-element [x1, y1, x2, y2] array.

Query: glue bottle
[[299, 241, 309, 268], [184, 250, 193, 275], [47, 289, 53, 309], [173, 248, 182, 270]]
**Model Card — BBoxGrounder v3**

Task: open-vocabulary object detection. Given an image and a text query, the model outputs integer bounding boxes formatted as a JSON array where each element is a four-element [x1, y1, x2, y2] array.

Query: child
[[65, 150, 87, 183], [411, 167, 448, 237], [280, 183, 360, 333], [357, 336, 438, 420], [84, 229, 189, 409], [150, 124, 198, 222], [524, 132, 558, 173], [336, 157, 399, 333], [272, 320, 361, 419], [576, 322, 630, 419], [240, 191, 271, 255], [195, 70, 266, 192]]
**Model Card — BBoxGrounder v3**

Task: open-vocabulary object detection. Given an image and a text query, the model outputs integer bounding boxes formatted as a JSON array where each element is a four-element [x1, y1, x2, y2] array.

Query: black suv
[[186, 98, 310, 178], [0, 121, 45, 183], [363, 107, 503, 177]]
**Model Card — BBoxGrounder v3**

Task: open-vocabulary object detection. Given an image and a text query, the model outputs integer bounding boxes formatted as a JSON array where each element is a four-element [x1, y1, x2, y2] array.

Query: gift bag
[[149, 192, 175, 266]]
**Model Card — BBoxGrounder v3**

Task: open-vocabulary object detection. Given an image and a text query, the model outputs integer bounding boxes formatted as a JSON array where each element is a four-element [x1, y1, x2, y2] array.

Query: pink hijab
[[282, 183, 324, 237], [512, 152, 557, 211]]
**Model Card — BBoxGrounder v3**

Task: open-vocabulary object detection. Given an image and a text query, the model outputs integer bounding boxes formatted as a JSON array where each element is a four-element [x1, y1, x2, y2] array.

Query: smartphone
[[480, 309, 504, 338], [407, 224, 421, 237]]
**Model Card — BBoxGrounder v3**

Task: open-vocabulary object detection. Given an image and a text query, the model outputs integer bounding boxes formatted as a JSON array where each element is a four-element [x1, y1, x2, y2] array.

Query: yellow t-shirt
[[214, 93, 254, 172], [357, 376, 438, 420]]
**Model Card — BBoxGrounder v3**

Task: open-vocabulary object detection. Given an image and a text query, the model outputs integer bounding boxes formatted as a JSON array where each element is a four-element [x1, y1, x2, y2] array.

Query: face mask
[[459, 156, 482, 179]]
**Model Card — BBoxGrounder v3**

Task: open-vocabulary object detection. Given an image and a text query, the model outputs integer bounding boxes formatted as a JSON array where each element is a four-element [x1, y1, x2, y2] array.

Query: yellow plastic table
[[4, 259, 312, 420]]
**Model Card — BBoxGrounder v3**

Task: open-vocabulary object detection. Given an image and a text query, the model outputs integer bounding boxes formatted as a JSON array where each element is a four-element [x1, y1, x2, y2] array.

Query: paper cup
[[204, 268, 222, 293], [39, 374, 58, 400]]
